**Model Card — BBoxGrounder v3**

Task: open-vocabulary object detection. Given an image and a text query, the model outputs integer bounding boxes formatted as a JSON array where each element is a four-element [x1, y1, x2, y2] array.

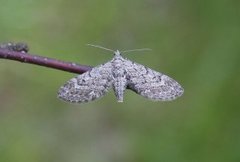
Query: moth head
[[114, 50, 121, 56]]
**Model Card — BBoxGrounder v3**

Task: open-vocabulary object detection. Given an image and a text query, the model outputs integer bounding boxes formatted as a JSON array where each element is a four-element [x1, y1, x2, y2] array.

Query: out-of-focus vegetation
[[0, 0, 240, 161]]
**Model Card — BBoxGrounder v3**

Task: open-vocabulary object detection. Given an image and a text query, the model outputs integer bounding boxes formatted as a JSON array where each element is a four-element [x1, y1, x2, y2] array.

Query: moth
[[58, 45, 184, 103]]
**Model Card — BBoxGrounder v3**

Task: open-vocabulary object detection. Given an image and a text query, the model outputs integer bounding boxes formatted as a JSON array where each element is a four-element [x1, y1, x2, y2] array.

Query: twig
[[0, 49, 92, 74]]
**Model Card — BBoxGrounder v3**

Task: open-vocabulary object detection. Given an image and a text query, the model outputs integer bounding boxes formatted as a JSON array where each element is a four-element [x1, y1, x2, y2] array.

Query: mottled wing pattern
[[124, 59, 184, 101], [58, 62, 113, 103]]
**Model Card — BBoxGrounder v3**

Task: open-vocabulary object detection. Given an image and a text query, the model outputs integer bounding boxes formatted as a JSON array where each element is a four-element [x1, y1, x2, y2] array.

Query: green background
[[0, 0, 240, 161]]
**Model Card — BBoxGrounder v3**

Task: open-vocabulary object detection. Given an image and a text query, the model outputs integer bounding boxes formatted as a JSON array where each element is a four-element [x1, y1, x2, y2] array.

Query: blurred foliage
[[0, 0, 240, 161]]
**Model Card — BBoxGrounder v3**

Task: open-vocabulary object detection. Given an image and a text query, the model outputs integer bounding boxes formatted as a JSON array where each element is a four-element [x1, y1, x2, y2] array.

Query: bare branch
[[0, 49, 92, 74]]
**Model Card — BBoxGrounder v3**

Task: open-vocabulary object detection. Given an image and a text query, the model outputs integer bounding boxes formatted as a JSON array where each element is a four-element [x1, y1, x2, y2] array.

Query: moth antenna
[[86, 44, 115, 52], [121, 48, 152, 54]]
